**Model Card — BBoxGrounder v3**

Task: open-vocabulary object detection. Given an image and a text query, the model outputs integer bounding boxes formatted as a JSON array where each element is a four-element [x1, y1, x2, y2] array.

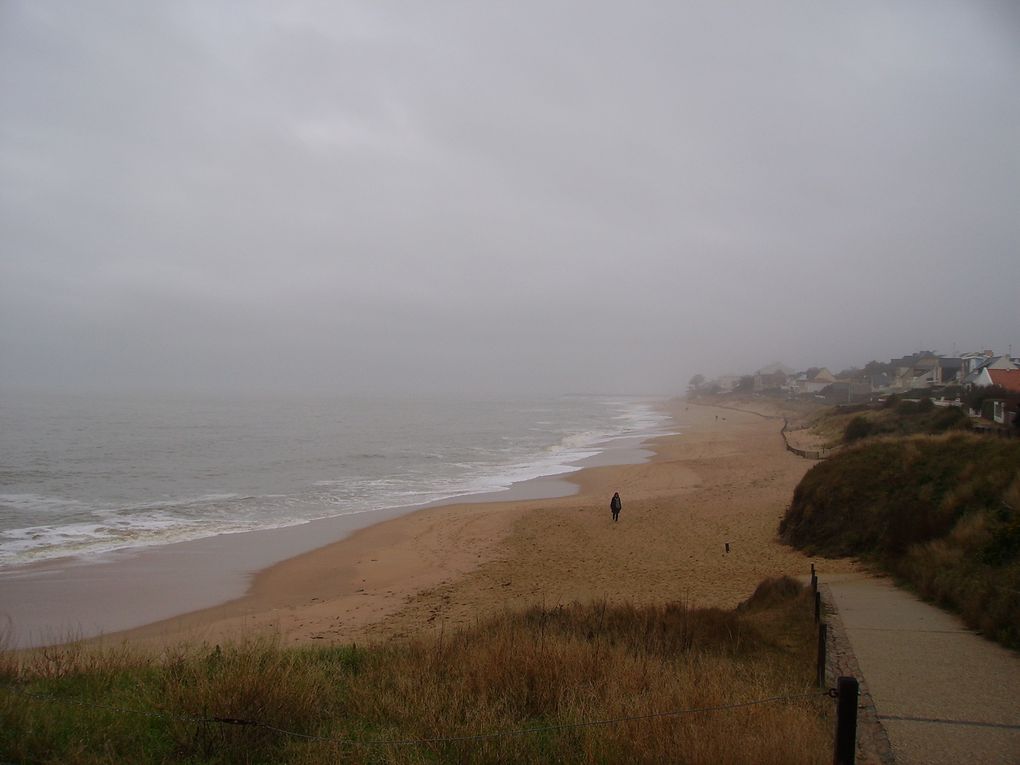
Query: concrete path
[[826, 574, 1020, 765]]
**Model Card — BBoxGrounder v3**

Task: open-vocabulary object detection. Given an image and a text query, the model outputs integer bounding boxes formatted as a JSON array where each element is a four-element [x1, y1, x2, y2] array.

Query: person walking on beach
[[610, 492, 622, 522]]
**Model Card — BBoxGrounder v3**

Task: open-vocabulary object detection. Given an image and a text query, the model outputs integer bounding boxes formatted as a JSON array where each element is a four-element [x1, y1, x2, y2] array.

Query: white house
[[972, 367, 1020, 390], [964, 356, 1019, 386], [800, 368, 837, 394]]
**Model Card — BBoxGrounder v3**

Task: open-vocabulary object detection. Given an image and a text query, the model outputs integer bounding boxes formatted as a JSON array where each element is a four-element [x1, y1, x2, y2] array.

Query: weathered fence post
[[816, 622, 828, 687], [815, 590, 822, 623], [833, 676, 859, 765]]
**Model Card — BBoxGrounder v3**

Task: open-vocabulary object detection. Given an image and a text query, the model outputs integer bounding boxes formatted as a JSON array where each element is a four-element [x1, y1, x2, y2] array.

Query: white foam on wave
[[0, 493, 296, 567], [412, 399, 674, 502], [0, 503, 320, 567], [0, 514, 185, 566]]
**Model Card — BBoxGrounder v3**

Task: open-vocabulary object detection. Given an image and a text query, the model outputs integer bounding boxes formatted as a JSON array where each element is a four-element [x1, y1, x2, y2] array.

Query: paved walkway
[[826, 574, 1020, 765]]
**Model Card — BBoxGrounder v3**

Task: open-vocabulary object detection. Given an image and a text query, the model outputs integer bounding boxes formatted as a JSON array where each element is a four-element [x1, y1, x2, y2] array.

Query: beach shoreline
[[99, 399, 858, 650], [0, 406, 669, 649]]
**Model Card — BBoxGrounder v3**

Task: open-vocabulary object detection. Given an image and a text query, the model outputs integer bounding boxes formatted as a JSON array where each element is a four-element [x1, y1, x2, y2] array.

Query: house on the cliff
[[933, 357, 964, 385], [963, 355, 1020, 386], [753, 363, 793, 393], [797, 368, 837, 395], [889, 352, 940, 391], [971, 369, 1020, 429]]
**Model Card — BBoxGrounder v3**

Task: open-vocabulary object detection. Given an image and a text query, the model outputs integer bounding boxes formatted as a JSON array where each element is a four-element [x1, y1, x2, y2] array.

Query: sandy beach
[[106, 399, 858, 649]]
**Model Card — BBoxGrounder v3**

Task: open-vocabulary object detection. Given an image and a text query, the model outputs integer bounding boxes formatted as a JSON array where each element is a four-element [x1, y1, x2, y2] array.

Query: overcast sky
[[2, 1, 1018, 396]]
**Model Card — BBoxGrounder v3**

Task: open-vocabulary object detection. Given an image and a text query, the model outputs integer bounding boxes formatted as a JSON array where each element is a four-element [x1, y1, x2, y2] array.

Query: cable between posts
[[3, 684, 828, 749]]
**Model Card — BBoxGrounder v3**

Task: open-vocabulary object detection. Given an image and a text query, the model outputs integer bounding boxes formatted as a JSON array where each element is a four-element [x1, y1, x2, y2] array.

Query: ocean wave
[[0, 493, 94, 514], [0, 396, 675, 568]]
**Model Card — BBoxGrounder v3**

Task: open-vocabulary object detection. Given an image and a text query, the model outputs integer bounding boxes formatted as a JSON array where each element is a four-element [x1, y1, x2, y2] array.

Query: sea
[[0, 392, 673, 570]]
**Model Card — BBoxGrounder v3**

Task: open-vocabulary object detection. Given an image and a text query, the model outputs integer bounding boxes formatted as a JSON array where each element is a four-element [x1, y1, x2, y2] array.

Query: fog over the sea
[[2, 2, 1018, 396]]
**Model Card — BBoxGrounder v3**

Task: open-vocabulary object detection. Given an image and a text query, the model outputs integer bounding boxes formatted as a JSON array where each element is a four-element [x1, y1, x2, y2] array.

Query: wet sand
[[108, 400, 858, 648]]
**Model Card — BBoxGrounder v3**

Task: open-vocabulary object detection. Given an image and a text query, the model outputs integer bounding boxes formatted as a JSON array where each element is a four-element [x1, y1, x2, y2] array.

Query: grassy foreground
[[1, 579, 832, 764], [781, 433, 1020, 648]]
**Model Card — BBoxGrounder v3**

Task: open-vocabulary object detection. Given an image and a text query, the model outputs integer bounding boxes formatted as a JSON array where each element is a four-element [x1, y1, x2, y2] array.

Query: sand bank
[[110, 400, 858, 648]]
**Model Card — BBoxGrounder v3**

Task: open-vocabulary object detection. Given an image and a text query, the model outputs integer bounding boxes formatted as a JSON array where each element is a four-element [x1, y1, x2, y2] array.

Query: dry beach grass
[[2, 579, 834, 764]]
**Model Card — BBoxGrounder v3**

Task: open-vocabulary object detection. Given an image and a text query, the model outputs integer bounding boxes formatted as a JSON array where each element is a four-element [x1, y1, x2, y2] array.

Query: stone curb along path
[[822, 573, 1020, 765], [820, 581, 896, 765]]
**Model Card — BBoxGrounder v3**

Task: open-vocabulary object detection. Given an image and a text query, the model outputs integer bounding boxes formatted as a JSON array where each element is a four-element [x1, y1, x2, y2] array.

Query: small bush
[[896, 399, 918, 415], [739, 577, 804, 612], [843, 416, 873, 443], [931, 406, 967, 433]]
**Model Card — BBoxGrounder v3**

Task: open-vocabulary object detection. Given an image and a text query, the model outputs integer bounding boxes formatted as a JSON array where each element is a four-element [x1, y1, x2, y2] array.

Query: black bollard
[[816, 622, 828, 688], [833, 676, 859, 765]]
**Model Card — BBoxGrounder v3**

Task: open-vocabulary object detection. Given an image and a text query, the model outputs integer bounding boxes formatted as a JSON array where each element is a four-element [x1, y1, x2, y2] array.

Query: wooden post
[[814, 591, 821, 623], [816, 622, 828, 687], [812, 573, 818, 593], [833, 676, 859, 765]]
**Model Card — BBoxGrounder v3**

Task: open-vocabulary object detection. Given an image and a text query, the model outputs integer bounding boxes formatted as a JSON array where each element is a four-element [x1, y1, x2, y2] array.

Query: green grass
[[1, 579, 833, 764], [780, 433, 1020, 647], [807, 399, 969, 448]]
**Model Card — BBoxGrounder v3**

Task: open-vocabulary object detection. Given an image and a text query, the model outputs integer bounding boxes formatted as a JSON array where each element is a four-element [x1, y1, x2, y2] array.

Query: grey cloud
[[2, 1, 1018, 395]]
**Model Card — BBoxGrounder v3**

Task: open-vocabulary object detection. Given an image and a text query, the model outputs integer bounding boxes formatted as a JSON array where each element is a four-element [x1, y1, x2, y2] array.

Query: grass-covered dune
[[780, 433, 1020, 647], [2, 579, 832, 765], [809, 397, 969, 448]]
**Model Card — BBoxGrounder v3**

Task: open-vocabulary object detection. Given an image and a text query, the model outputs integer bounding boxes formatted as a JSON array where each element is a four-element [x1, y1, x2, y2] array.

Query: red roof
[[987, 369, 1020, 394]]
